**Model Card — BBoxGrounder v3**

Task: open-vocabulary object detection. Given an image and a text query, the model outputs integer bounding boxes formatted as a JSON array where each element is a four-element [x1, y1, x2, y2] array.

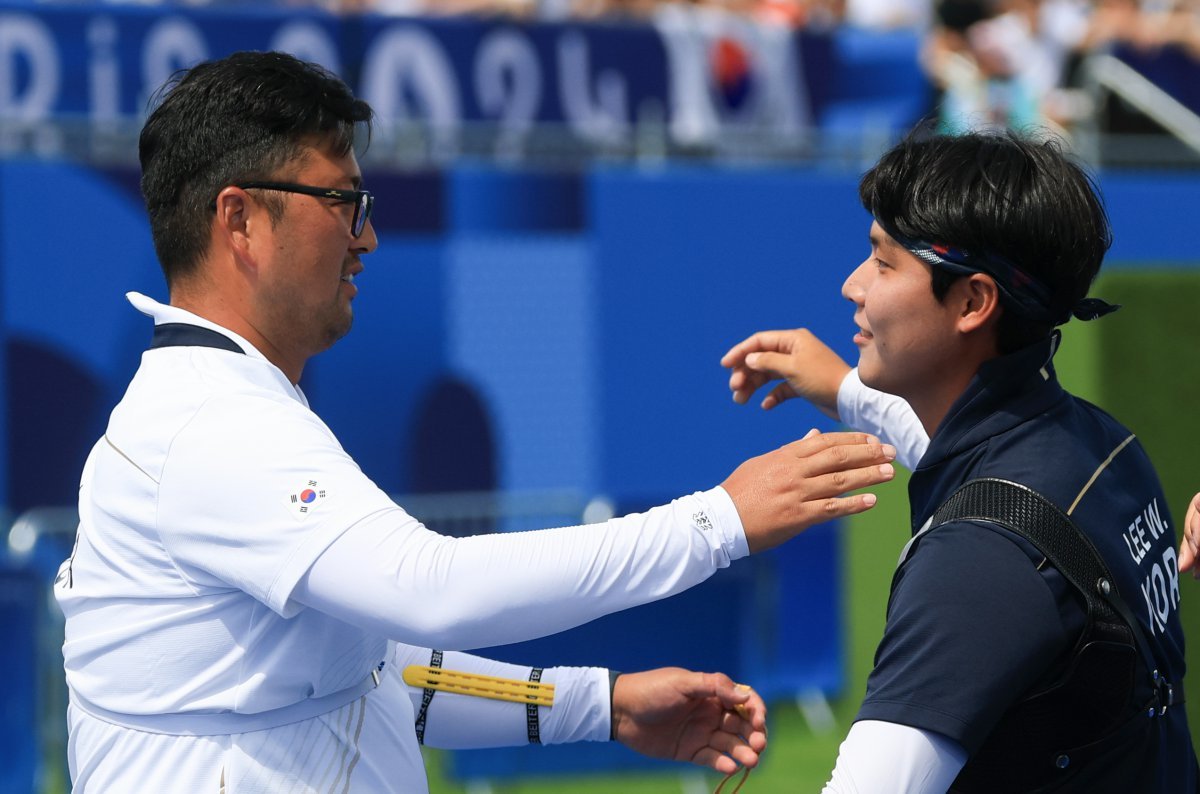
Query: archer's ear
[[957, 273, 1002, 334], [213, 186, 254, 262]]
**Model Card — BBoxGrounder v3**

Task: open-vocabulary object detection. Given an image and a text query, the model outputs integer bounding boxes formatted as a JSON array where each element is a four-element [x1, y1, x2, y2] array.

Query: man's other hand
[[1180, 491, 1200, 578], [722, 328, 851, 418], [612, 668, 767, 775]]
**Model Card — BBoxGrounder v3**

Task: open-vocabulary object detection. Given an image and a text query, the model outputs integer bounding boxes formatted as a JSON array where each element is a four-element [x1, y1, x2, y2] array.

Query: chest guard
[[907, 478, 1181, 793]]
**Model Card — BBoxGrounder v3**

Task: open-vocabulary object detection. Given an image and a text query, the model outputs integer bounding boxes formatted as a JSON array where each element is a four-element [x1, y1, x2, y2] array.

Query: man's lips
[[340, 269, 359, 298], [341, 261, 363, 288]]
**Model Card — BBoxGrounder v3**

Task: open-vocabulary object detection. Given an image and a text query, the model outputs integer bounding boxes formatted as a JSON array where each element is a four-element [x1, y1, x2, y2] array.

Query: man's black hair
[[139, 51, 373, 285], [859, 128, 1112, 352]]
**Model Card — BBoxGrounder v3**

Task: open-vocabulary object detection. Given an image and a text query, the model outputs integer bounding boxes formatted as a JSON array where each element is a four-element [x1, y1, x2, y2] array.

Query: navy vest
[[905, 336, 1195, 793]]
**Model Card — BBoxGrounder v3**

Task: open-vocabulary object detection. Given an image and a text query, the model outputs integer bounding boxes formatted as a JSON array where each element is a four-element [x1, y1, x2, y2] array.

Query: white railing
[[1081, 53, 1200, 160]]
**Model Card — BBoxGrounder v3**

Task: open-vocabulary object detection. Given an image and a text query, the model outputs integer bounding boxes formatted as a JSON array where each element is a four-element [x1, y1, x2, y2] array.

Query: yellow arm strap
[[402, 664, 555, 707]]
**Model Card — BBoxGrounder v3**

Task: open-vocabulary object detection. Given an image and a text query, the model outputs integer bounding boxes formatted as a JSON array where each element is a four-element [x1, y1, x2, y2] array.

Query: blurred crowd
[[922, 0, 1200, 135], [34, 0, 1200, 137], [55, 0, 1200, 40], [332, 0, 1200, 136]]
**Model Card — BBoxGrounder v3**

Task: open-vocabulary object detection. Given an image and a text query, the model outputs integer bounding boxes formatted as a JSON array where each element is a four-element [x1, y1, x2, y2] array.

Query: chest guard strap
[[921, 478, 1181, 792]]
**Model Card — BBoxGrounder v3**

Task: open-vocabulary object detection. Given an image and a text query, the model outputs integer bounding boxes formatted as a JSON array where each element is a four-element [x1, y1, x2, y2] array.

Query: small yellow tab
[[733, 683, 754, 719], [402, 665, 556, 707]]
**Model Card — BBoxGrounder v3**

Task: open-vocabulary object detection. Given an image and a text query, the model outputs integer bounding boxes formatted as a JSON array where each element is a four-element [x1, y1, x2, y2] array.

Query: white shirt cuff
[[704, 486, 750, 561], [542, 667, 612, 744]]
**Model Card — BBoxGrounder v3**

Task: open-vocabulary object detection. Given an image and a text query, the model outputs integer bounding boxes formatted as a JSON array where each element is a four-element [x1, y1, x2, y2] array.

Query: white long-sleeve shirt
[[57, 294, 748, 793], [836, 368, 928, 470], [829, 369, 966, 793]]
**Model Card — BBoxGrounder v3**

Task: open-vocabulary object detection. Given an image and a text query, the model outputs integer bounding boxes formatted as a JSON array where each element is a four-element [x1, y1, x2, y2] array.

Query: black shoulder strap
[[150, 322, 245, 355], [931, 478, 1120, 623], [929, 478, 1177, 710]]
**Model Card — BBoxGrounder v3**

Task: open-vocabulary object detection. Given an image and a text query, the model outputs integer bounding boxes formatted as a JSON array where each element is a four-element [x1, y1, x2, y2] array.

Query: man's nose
[[354, 217, 379, 255], [842, 259, 870, 304]]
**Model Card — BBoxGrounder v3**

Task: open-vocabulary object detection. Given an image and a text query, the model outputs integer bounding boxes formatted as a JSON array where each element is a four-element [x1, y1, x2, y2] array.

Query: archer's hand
[[722, 328, 851, 418], [722, 430, 895, 553], [1181, 492, 1200, 578], [611, 668, 767, 775]]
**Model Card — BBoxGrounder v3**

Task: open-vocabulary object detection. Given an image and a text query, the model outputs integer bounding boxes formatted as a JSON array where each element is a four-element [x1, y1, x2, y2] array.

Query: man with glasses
[[236, 182, 374, 237], [54, 51, 897, 792]]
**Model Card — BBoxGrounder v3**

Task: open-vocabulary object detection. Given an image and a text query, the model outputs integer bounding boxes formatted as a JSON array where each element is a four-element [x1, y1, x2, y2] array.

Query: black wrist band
[[608, 670, 621, 741], [526, 667, 544, 745]]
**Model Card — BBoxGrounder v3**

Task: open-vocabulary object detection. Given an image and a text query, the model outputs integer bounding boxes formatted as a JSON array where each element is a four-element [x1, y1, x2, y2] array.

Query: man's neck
[[169, 290, 305, 384], [910, 375, 976, 440], [909, 345, 1000, 439]]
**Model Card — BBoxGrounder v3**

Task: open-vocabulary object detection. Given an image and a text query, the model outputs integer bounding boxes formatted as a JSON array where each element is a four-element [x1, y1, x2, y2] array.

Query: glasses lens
[[354, 193, 373, 237]]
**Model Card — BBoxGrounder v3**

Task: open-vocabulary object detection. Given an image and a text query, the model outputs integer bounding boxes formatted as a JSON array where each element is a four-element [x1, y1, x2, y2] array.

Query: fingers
[[706, 677, 769, 748], [648, 672, 769, 775], [784, 432, 897, 481], [727, 365, 774, 406], [726, 348, 800, 406], [678, 673, 768, 736], [686, 716, 765, 774], [742, 350, 791, 376], [784, 429, 880, 455], [777, 437, 896, 522], [698, 727, 764, 770], [692, 746, 744, 775], [708, 679, 767, 733], [1180, 492, 1200, 577], [720, 330, 792, 369], [724, 332, 798, 408], [687, 708, 767, 774], [674, 670, 740, 707], [720, 706, 767, 752], [723, 431, 897, 553], [785, 430, 896, 464], [762, 381, 797, 411], [739, 351, 802, 408], [812, 491, 881, 519], [723, 329, 848, 418]]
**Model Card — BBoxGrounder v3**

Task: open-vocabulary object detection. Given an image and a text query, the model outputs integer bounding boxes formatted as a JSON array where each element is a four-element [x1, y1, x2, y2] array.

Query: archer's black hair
[[139, 51, 373, 285], [860, 128, 1112, 352]]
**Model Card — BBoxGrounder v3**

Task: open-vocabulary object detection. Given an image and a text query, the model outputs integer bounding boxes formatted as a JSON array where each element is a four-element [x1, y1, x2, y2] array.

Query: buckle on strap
[[1150, 670, 1178, 717]]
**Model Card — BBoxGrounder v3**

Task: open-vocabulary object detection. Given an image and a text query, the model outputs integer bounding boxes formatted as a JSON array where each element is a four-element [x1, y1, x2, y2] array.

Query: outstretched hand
[[611, 668, 768, 775], [1181, 492, 1200, 578], [722, 430, 895, 553], [722, 328, 851, 418]]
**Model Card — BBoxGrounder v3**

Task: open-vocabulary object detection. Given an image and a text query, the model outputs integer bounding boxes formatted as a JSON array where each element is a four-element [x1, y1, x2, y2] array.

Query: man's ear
[[956, 273, 1002, 334], [213, 186, 256, 266]]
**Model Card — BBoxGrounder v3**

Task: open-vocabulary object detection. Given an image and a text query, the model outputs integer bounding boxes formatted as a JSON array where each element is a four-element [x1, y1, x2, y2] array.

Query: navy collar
[[921, 333, 1063, 467], [909, 334, 1067, 525], [149, 322, 245, 355]]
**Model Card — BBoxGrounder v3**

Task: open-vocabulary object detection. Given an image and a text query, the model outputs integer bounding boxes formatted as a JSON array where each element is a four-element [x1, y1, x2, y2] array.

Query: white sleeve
[[292, 486, 747, 649], [392, 644, 610, 749], [823, 720, 967, 794], [836, 369, 929, 470]]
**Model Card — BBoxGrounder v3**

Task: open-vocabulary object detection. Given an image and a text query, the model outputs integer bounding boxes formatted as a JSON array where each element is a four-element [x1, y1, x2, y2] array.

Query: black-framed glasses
[[236, 181, 374, 238]]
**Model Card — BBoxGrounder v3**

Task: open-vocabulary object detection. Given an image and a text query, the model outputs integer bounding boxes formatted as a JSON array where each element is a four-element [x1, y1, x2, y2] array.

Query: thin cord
[[713, 766, 750, 794]]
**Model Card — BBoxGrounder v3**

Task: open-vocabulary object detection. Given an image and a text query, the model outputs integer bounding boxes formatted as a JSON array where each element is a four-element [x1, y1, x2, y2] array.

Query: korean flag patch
[[287, 479, 327, 520]]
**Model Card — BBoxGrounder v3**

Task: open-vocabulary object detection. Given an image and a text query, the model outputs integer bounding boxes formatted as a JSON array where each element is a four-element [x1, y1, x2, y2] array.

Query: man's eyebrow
[[870, 230, 904, 254]]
